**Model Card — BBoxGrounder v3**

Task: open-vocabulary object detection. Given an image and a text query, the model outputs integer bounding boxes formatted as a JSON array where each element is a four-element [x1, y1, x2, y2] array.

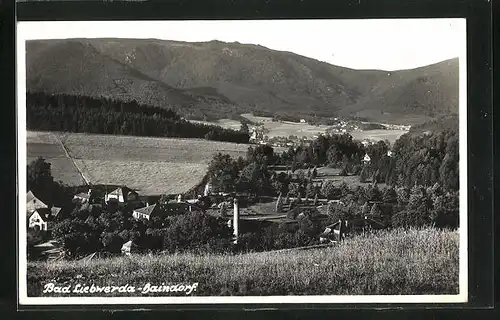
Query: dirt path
[[56, 133, 90, 186]]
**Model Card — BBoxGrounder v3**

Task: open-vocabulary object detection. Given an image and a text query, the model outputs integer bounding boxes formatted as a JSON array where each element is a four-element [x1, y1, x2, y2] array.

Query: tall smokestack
[[233, 198, 240, 244]]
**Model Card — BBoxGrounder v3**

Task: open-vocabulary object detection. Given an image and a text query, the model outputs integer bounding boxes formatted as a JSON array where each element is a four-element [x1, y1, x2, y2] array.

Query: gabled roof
[[29, 208, 49, 221], [108, 187, 125, 197], [107, 187, 138, 200], [30, 207, 61, 221], [121, 240, 138, 251], [74, 193, 90, 199], [51, 207, 62, 217], [133, 203, 159, 216], [26, 191, 48, 212], [26, 190, 36, 203]]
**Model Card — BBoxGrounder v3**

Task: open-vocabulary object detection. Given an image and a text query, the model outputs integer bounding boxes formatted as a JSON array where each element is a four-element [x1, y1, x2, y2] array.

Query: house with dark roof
[[105, 187, 138, 204], [28, 207, 62, 231]]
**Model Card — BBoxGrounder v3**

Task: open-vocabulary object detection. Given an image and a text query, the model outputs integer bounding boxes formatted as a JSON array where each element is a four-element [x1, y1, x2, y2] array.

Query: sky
[[18, 19, 466, 71]]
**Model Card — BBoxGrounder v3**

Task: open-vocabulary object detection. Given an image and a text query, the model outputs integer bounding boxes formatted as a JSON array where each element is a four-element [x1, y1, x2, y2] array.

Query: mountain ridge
[[26, 38, 459, 124]]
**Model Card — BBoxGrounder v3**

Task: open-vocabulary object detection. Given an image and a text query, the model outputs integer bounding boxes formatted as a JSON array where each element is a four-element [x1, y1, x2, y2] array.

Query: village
[[247, 117, 409, 149], [26, 145, 393, 262]]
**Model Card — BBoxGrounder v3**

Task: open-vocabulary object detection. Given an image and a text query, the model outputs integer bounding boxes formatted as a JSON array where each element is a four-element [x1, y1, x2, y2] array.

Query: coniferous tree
[[382, 186, 398, 204], [361, 202, 370, 216], [370, 203, 382, 217], [359, 166, 369, 183]]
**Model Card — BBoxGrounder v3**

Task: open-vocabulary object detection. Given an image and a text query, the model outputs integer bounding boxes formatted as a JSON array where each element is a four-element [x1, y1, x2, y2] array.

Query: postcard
[[17, 19, 467, 305]]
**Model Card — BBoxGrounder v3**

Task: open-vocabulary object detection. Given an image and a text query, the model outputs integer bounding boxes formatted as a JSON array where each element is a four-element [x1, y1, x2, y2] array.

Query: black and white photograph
[[17, 19, 467, 305]]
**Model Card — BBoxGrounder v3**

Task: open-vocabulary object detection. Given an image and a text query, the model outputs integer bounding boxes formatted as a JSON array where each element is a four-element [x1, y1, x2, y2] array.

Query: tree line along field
[[26, 131, 249, 195], [27, 228, 459, 296]]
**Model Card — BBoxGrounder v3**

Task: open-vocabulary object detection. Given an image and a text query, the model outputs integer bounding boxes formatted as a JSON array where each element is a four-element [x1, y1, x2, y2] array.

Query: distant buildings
[[361, 139, 373, 147]]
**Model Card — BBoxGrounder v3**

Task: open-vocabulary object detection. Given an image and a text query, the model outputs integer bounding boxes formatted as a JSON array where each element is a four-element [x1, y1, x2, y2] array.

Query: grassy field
[[241, 113, 331, 138], [190, 114, 407, 143], [26, 131, 249, 195], [350, 129, 407, 145], [27, 228, 459, 297], [190, 114, 330, 139]]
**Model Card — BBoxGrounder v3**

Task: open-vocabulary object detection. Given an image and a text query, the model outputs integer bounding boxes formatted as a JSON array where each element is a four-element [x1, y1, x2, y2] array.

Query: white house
[[28, 206, 61, 231], [105, 187, 138, 204], [300, 119, 306, 123], [132, 203, 160, 220], [387, 150, 393, 157], [28, 210, 48, 231], [363, 153, 371, 163]]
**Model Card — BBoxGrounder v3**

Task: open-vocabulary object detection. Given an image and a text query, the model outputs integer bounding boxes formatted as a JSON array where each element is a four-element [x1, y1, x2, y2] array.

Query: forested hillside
[[26, 91, 250, 143]]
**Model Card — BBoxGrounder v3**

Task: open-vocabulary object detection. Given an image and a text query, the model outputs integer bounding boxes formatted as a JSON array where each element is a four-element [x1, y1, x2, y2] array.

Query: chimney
[[233, 198, 240, 244], [177, 194, 182, 203]]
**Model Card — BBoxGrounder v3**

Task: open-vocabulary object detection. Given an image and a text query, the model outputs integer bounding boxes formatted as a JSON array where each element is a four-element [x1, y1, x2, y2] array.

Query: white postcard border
[[16, 19, 468, 306]]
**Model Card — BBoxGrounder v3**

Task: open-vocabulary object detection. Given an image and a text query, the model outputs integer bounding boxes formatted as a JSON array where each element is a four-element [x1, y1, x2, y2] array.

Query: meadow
[[26, 131, 249, 195], [190, 113, 407, 143], [350, 129, 407, 145], [27, 228, 459, 297]]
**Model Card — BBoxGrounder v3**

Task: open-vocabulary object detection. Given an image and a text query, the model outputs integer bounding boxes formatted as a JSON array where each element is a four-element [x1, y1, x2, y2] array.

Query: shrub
[[339, 168, 348, 176], [430, 192, 459, 229], [163, 212, 233, 253], [101, 232, 125, 254], [297, 212, 320, 237], [238, 232, 262, 252], [359, 166, 369, 183], [321, 181, 340, 200], [286, 207, 300, 220]]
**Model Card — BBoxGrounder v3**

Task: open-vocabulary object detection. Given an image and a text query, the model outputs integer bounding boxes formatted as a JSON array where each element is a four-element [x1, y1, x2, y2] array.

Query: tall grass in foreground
[[27, 228, 459, 296]]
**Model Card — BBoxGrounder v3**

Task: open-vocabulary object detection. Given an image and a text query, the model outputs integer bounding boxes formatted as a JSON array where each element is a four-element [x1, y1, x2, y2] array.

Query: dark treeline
[[280, 134, 365, 168], [387, 130, 459, 190], [27, 91, 250, 144]]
